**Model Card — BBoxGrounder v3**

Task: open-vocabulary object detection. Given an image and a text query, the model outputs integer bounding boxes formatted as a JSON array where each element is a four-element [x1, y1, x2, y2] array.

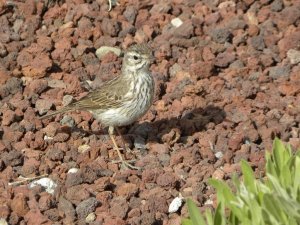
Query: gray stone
[[210, 28, 232, 44], [35, 99, 53, 115], [76, 197, 99, 219], [229, 60, 244, 69], [60, 115, 75, 128], [271, 0, 283, 11], [123, 6, 138, 24], [250, 35, 265, 51], [269, 65, 291, 79], [48, 79, 66, 89]]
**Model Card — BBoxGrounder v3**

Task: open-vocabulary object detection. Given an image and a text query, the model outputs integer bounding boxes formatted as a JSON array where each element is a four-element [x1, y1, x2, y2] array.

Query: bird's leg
[[115, 127, 133, 153], [108, 126, 140, 170]]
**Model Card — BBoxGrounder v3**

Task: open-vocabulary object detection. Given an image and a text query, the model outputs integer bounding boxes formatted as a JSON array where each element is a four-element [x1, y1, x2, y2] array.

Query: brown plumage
[[41, 44, 155, 169]]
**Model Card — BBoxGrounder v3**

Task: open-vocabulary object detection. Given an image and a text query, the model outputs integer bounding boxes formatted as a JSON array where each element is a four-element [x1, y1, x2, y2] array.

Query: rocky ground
[[0, 0, 299, 224]]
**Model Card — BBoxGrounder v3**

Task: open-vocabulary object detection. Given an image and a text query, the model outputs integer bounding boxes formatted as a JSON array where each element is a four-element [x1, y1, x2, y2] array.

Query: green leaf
[[293, 157, 300, 196], [241, 160, 256, 193], [267, 174, 289, 199], [209, 179, 235, 205], [276, 195, 300, 219], [263, 194, 283, 222], [205, 208, 214, 225], [266, 151, 277, 177], [186, 198, 206, 225], [286, 217, 298, 225], [214, 203, 225, 225], [228, 212, 239, 225], [273, 138, 287, 174], [262, 207, 280, 225], [181, 218, 193, 225]]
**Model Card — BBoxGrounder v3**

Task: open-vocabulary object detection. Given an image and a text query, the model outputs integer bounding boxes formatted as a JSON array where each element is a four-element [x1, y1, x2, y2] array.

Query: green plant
[[182, 138, 300, 225]]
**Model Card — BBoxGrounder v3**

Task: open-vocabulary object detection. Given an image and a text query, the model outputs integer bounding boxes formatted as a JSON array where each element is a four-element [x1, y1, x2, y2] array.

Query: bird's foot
[[116, 145, 133, 154], [123, 144, 134, 153], [112, 159, 140, 170]]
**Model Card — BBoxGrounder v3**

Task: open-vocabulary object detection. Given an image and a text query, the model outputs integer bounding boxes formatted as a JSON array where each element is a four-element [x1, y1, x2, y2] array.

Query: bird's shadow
[[127, 105, 226, 144]]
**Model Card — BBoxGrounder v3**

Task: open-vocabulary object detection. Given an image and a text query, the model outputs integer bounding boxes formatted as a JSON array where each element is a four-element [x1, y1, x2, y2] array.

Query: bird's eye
[[133, 55, 139, 60]]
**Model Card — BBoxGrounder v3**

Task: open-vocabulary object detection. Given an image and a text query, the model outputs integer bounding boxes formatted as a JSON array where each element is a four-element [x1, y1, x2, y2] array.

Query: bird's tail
[[39, 106, 74, 120]]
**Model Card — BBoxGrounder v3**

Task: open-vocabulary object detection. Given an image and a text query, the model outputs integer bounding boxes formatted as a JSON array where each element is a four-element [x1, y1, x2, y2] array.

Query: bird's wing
[[40, 76, 132, 120], [70, 76, 131, 110], [71, 91, 123, 110]]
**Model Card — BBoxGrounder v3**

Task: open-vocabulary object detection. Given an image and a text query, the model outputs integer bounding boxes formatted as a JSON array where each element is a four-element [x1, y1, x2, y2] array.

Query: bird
[[40, 43, 155, 170]]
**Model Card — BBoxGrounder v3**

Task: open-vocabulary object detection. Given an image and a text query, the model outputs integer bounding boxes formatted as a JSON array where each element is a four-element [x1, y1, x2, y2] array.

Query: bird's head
[[122, 43, 153, 72]]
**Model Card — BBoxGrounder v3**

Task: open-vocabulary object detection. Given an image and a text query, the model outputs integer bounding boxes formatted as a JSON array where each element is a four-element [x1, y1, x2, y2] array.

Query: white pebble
[[68, 168, 79, 174], [204, 198, 213, 205], [171, 18, 183, 28], [29, 178, 57, 195], [214, 151, 223, 159], [44, 135, 54, 141], [168, 196, 183, 213]]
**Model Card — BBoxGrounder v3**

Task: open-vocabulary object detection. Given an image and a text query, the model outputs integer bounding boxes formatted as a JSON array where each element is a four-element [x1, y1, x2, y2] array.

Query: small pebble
[[204, 198, 213, 205], [48, 79, 66, 89], [29, 178, 57, 195], [35, 99, 53, 115], [62, 95, 73, 106], [269, 65, 290, 79], [287, 49, 300, 64], [215, 151, 224, 159], [168, 195, 183, 213], [78, 144, 90, 153], [218, 1, 236, 8], [169, 63, 183, 78], [96, 46, 121, 60], [44, 135, 54, 141], [171, 18, 183, 28], [68, 168, 79, 174], [85, 212, 96, 223], [60, 115, 75, 128]]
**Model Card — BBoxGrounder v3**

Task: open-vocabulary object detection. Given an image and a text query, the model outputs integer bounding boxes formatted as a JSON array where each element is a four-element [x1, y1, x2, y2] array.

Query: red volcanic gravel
[[0, 0, 300, 224]]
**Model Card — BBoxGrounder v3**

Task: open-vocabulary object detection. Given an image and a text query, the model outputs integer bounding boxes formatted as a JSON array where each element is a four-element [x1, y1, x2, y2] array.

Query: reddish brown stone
[[0, 67, 11, 85], [11, 193, 29, 217], [278, 31, 300, 58], [190, 61, 214, 79], [2, 109, 16, 126], [116, 183, 139, 199]]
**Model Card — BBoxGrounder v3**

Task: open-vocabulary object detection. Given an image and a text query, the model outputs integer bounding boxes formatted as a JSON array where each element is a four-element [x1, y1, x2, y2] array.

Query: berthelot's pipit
[[40, 44, 155, 169]]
